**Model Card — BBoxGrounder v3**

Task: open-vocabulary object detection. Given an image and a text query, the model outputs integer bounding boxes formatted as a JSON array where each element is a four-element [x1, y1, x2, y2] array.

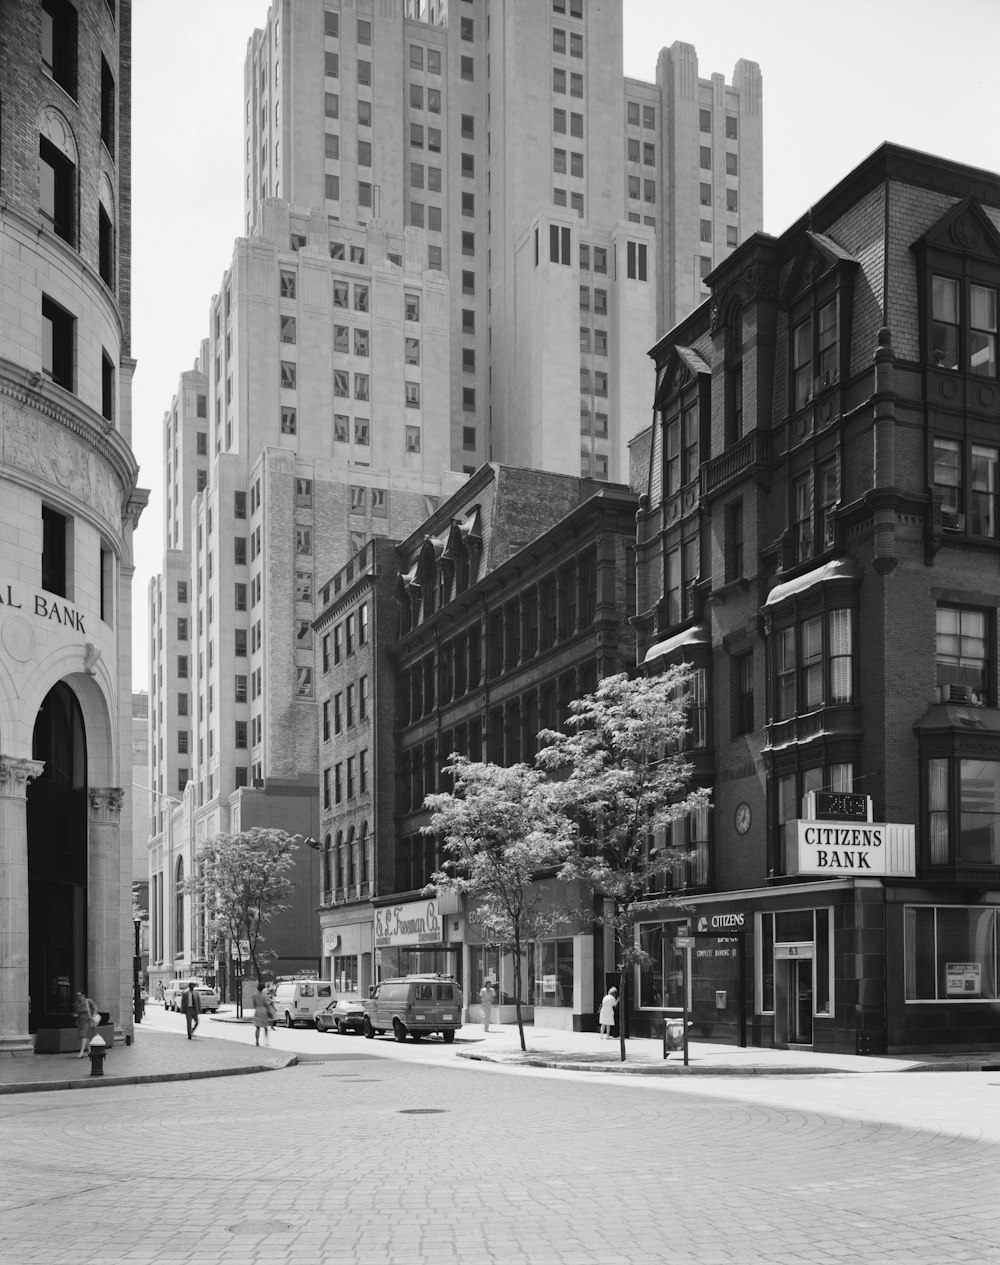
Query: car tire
[[443, 1030, 455, 1044], [336, 1019, 346, 1035], [363, 1016, 374, 1039], [284, 1012, 294, 1028], [393, 1018, 407, 1043]]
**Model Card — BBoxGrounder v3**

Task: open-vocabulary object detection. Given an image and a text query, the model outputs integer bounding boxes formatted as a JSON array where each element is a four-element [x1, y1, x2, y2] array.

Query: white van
[[271, 980, 335, 1028]]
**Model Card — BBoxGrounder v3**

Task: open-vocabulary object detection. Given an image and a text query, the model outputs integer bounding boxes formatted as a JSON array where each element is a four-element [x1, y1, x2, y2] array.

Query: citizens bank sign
[[374, 899, 442, 947], [791, 820, 915, 877]]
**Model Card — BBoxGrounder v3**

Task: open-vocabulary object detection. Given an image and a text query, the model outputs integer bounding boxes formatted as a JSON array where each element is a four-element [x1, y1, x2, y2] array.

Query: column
[[88, 788, 124, 1032], [0, 757, 44, 1056]]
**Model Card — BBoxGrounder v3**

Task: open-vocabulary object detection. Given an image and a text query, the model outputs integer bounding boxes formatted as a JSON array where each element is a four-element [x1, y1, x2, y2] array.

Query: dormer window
[[931, 275, 997, 376], [792, 296, 838, 409]]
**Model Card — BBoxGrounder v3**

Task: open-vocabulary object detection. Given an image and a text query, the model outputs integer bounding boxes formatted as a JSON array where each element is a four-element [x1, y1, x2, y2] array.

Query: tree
[[536, 668, 711, 1062], [186, 828, 298, 988], [423, 757, 570, 1052]]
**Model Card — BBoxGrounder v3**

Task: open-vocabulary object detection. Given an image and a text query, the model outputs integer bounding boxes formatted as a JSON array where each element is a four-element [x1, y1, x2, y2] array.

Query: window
[[553, 68, 566, 94], [41, 0, 78, 97], [700, 146, 711, 169], [325, 50, 339, 77], [325, 92, 339, 118], [936, 606, 988, 701], [100, 56, 115, 155], [462, 271, 475, 296], [626, 241, 647, 281], [726, 152, 739, 176], [406, 425, 421, 453], [357, 17, 371, 44], [733, 652, 754, 736], [355, 419, 369, 445], [280, 406, 296, 434], [405, 381, 420, 408], [280, 315, 296, 343], [428, 49, 441, 74], [354, 328, 369, 357], [355, 373, 369, 401], [41, 295, 74, 391], [463, 426, 476, 451], [460, 56, 474, 81], [773, 609, 854, 721], [355, 285, 369, 312], [792, 296, 839, 408], [358, 60, 371, 86], [931, 275, 998, 376], [39, 136, 76, 246], [463, 387, 476, 412], [727, 226, 739, 247], [570, 73, 583, 98], [553, 27, 566, 53], [906, 906, 1000, 998], [325, 174, 340, 201], [359, 182, 372, 207]]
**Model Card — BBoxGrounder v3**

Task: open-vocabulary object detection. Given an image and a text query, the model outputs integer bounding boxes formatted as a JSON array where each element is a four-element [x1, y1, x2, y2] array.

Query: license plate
[[442, 1014, 453, 1021]]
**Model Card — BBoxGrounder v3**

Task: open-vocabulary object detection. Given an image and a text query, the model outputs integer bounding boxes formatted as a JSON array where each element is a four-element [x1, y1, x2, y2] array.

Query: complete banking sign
[[791, 820, 916, 877]]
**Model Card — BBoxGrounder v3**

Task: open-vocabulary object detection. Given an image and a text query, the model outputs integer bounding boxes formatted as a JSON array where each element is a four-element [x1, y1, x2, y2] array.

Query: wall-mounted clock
[[734, 802, 752, 835]]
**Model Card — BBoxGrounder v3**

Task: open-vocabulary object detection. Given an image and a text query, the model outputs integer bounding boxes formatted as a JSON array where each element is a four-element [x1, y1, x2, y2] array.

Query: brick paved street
[[1, 1022, 998, 1265]]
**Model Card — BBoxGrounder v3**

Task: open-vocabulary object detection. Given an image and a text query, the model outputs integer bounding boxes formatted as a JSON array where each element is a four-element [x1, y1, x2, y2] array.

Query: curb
[[0, 1054, 298, 1096], [456, 1051, 846, 1076]]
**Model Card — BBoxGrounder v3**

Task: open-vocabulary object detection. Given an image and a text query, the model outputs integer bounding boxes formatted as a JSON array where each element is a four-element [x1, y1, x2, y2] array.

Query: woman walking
[[73, 991, 99, 1058], [252, 981, 274, 1046]]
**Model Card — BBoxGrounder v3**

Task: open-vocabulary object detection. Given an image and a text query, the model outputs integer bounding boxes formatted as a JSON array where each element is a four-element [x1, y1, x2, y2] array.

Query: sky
[[129, 0, 1000, 683]]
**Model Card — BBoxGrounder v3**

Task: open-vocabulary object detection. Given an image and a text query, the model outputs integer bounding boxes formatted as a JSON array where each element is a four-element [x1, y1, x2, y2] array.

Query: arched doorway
[[27, 682, 88, 1032]]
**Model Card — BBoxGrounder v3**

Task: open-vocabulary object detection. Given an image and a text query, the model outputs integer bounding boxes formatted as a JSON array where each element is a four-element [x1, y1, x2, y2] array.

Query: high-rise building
[[0, 0, 145, 1052], [147, 0, 762, 987]]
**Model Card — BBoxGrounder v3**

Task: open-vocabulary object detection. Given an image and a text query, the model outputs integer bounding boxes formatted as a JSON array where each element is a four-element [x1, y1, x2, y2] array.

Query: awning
[[643, 623, 710, 666], [763, 557, 860, 609]]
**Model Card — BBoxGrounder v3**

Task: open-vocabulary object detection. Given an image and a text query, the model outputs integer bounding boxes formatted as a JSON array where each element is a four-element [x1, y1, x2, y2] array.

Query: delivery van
[[271, 980, 335, 1027], [362, 974, 462, 1043]]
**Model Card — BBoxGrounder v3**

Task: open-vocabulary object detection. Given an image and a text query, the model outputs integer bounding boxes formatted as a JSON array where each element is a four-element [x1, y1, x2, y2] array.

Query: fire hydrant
[[88, 1032, 107, 1077]]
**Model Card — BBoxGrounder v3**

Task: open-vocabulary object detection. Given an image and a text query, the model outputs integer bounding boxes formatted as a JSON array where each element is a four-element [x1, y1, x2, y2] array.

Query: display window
[[904, 905, 997, 1000]]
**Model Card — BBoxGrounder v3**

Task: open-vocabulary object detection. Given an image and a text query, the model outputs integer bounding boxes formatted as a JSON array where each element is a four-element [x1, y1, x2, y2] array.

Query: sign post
[[675, 933, 694, 1066]]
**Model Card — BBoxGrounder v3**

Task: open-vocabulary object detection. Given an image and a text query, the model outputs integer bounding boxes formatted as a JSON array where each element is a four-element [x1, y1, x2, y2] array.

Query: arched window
[[98, 173, 115, 287], [39, 107, 78, 248], [359, 820, 369, 885], [347, 825, 356, 887], [174, 857, 185, 953], [323, 833, 333, 903], [335, 829, 345, 891]]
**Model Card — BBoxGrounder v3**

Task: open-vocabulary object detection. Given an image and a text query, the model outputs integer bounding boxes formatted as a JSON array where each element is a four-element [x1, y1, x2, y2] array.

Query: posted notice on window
[[945, 962, 982, 997]]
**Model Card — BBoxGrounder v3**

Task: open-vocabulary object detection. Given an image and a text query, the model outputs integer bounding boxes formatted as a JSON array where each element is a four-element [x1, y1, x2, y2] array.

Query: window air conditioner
[[940, 510, 965, 531], [938, 683, 986, 707]]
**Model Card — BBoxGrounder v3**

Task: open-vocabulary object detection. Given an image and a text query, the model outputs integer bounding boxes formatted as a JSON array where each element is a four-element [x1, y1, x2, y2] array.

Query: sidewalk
[[0, 1026, 295, 1095], [455, 1023, 1000, 1076]]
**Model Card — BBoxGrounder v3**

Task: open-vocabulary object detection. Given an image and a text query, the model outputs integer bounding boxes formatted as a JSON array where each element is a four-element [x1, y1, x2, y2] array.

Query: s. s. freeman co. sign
[[374, 899, 442, 947], [791, 820, 916, 877]]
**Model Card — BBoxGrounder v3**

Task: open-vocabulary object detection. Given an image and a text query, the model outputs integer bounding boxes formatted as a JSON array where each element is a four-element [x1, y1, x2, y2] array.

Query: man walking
[[179, 981, 201, 1039]]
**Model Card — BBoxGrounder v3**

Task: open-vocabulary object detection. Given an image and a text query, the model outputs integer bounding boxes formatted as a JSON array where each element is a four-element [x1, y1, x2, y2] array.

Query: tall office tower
[[148, 0, 762, 985], [242, 0, 762, 482], [0, 0, 145, 1051]]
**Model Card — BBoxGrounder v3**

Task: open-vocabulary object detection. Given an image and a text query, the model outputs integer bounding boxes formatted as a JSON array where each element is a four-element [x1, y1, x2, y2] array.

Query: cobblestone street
[[1, 1025, 998, 1265]]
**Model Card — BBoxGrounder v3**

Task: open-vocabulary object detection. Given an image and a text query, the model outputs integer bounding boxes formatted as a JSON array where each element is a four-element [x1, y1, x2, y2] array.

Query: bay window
[[930, 273, 998, 377], [772, 608, 853, 720]]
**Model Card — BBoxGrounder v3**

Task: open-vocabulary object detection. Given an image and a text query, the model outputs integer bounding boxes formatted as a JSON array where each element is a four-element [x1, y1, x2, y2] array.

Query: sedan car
[[315, 997, 366, 1034], [163, 979, 221, 1013]]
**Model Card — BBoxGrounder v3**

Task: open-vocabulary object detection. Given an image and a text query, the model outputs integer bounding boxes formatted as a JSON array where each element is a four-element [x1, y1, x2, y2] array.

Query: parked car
[[362, 975, 462, 1043], [163, 979, 221, 1013], [316, 997, 366, 1035]]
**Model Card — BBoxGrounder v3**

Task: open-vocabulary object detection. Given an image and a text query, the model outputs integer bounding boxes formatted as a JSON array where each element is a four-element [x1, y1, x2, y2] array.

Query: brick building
[[0, 0, 146, 1051], [313, 464, 639, 1029], [633, 143, 1000, 1054]]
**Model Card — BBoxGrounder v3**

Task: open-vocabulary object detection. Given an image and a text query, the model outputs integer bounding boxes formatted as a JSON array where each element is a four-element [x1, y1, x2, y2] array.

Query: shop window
[[905, 906, 999, 998], [534, 939, 574, 1007]]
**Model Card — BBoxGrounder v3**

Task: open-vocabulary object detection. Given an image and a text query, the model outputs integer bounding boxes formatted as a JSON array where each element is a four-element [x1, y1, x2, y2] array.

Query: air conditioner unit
[[940, 510, 965, 531], [938, 683, 986, 707], [252, 778, 265, 789]]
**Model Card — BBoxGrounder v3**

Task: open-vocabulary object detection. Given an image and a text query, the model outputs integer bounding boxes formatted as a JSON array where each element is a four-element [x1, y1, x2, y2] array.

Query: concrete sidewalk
[[455, 1023, 1000, 1075], [0, 1026, 295, 1095]]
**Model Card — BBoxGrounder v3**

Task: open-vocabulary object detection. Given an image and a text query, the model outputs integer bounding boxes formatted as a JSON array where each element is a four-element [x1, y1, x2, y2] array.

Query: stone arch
[[39, 105, 78, 164], [16, 644, 117, 788]]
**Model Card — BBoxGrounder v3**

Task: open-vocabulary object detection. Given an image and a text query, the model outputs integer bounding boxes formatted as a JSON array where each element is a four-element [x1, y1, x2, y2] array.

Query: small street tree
[[186, 827, 298, 990], [536, 668, 711, 1062], [423, 756, 570, 1052]]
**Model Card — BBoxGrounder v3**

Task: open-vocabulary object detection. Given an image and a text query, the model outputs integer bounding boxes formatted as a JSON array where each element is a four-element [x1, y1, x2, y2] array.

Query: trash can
[[663, 1018, 684, 1056]]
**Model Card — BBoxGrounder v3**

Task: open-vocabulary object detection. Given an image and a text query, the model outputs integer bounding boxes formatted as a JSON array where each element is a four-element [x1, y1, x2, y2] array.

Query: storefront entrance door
[[775, 954, 813, 1046]]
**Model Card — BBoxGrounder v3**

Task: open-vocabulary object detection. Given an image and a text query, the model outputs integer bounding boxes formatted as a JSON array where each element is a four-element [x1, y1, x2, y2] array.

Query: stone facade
[[0, 0, 144, 1051]]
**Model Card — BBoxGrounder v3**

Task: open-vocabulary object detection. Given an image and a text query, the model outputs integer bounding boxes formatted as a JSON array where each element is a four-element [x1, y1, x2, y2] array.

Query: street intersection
[[0, 1008, 997, 1265]]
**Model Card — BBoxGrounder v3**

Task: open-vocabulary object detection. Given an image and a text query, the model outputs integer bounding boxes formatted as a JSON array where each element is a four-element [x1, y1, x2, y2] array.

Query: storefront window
[[637, 923, 686, 1008], [759, 913, 774, 1012], [332, 955, 357, 993], [535, 939, 574, 1006], [904, 905, 997, 1000]]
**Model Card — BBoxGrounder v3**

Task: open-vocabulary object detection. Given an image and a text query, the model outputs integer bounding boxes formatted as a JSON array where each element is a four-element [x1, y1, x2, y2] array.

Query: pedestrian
[[598, 985, 618, 1039], [73, 991, 99, 1058], [155, 981, 164, 1005], [252, 980, 274, 1046], [179, 981, 201, 1038], [479, 981, 494, 1033]]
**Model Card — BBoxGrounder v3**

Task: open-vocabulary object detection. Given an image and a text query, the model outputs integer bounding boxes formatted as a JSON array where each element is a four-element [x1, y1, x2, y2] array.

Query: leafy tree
[[536, 668, 711, 1062], [185, 828, 298, 988], [423, 757, 570, 1051]]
